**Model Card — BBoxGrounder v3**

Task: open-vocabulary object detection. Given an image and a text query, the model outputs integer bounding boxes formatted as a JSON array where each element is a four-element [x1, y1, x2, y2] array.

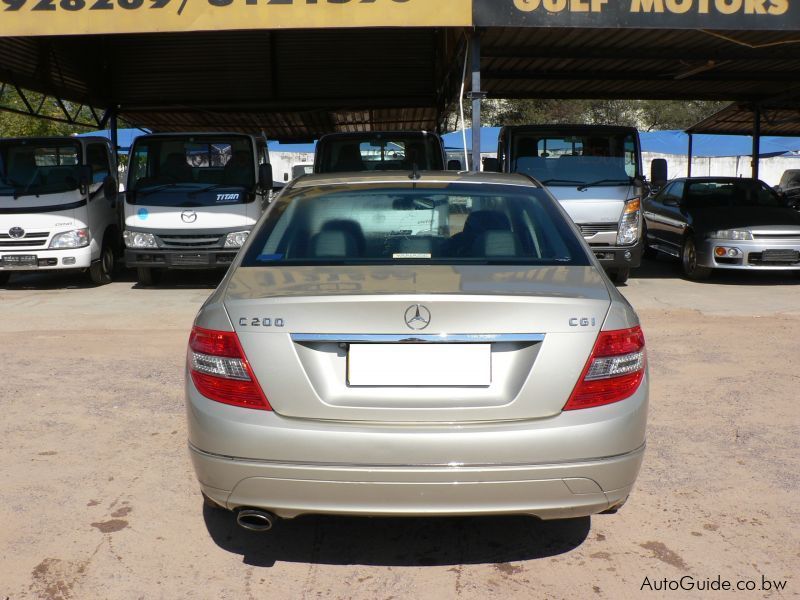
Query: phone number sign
[[1, 0, 472, 36]]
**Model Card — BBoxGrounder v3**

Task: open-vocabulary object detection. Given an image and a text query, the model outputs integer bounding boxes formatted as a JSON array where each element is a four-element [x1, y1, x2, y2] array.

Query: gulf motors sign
[[474, 0, 795, 28]]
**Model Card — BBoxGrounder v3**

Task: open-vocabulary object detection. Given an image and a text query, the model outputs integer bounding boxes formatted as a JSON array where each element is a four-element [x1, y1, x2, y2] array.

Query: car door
[[644, 180, 686, 255]]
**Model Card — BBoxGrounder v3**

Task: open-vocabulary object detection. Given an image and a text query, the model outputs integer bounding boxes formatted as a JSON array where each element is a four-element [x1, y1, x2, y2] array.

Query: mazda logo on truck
[[181, 211, 198, 223]]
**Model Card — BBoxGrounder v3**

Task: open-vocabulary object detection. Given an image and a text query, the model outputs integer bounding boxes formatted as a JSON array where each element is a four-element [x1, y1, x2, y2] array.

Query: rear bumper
[[125, 248, 238, 270], [187, 378, 648, 519], [590, 240, 642, 270], [191, 444, 643, 520]]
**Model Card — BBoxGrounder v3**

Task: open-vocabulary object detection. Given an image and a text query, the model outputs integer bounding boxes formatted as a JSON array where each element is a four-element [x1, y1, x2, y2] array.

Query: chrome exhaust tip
[[236, 509, 276, 532]]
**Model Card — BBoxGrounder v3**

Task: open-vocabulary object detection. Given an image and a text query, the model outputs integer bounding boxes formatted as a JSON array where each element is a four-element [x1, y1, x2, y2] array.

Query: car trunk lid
[[224, 265, 611, 422]]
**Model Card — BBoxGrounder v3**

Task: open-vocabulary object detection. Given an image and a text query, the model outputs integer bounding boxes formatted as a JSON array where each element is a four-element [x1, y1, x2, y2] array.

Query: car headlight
[[123, 231, 157, 248], [224, 230, 250, 248], [49, 228, 90, 249], [707, 229, 753, 241], [616, 198, 641, 245]]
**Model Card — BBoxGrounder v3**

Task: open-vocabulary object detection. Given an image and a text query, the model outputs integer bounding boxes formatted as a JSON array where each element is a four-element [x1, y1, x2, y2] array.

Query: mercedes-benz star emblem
[[8, 227, 25, 239], [181, 210, 198, 224], [404, 304, 431, 331]]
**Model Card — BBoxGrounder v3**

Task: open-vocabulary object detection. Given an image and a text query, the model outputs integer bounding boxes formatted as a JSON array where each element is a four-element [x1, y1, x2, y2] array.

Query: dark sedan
[[643, 177, 800, 280]]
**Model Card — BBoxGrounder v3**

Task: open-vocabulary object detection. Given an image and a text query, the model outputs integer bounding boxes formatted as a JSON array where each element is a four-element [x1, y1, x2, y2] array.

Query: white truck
[[491, 125, 646, 284], [123, 133, 273, 285], [0, 136, 120, 286]]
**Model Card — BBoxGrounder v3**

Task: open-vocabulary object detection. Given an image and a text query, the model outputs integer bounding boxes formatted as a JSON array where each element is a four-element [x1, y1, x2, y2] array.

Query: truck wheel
[[136, 267, 162, 287], [89, 241, 114, 285], [681, 236, 711, 281], [0, 272, 10, 287], [608, 267, 630, 285]]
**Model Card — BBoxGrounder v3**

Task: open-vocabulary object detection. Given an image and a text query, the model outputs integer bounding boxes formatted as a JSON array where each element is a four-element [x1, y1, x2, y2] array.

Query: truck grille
[[579, 223, 617, 237], [157, 234, 222, 249], [0, 231, 49, 248]]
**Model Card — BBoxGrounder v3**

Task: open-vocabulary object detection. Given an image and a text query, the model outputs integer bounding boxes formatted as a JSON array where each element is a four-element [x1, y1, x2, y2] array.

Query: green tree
[[0, 87, 94, 138]]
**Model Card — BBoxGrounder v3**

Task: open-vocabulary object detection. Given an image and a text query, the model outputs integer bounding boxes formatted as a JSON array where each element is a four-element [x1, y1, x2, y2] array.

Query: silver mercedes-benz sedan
[[186, 171, 648, 531]]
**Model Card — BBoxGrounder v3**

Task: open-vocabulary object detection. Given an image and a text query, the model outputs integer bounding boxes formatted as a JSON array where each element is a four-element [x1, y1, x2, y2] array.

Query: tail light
[[187, 326, 271, 410], [564, 325, 646, 411]]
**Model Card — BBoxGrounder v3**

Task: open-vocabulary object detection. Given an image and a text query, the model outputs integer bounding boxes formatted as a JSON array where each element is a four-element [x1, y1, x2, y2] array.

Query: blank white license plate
[[347, 344, 491, 387]]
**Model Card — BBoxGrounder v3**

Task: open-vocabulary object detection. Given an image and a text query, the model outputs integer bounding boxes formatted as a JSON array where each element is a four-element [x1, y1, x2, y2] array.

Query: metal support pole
[[751, 106, 761, 180], [469, 33, 484, 172], [687, 133, 693, 178], [110, 109, 119, 169]]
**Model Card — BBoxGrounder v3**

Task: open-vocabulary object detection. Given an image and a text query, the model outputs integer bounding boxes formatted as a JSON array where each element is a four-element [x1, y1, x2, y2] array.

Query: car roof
[[289, 170, 540, 190], [673, 176, 763, 183]]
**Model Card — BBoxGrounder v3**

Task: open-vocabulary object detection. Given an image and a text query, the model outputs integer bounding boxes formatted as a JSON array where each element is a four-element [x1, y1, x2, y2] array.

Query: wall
[[643, 152, 800, 187]]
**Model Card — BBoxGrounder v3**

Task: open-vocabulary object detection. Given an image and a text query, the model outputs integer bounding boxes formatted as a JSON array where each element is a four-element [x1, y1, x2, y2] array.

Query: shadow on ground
[[1, 267, 225, 291], [203, 505, 591, 568]]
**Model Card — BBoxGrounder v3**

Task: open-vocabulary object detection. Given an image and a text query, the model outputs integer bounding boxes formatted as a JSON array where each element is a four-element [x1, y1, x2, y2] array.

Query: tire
[[608, 267, 630, 285], [0, 272, 10, 286], [136, 266, 163, 287], [681, 236, 712, 281], [88, 241, 114, 285]]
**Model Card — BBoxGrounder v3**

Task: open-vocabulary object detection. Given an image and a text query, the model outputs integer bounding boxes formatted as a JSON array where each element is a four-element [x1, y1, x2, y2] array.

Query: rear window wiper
[[577, 178, 632, 191]]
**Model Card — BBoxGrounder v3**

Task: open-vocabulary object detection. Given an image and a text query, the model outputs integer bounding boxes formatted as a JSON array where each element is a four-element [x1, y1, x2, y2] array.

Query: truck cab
[[0, 136, 119, 286], [314, 131, 449, 173], [495, 125, 645, 284], [123, 133, 272, 285]]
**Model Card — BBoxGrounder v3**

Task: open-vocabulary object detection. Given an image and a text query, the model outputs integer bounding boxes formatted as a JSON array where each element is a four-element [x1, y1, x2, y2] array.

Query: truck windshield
[[316, 135, 444, 172], [241, 183, 590, 267], [0, 140, 81, 197], [509, 132, 639, 186], [128, 136, 255, 206]]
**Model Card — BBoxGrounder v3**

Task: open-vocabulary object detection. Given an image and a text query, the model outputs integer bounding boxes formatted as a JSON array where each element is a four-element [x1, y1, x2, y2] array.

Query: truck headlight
[[49, 228, 90, 249], [224, 230, 250, 248], [707, 229, 753, 241], [616, 198, 641, 246], [123, 231, 157, 248]]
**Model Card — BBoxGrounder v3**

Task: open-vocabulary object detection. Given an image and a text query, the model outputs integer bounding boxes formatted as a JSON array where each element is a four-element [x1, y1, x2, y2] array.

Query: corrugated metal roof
[[687, 102, 800, 136], [481, 28, 800, 101]]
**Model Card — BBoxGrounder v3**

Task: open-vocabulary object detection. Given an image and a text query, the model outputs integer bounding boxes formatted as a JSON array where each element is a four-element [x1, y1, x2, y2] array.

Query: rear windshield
[[509, 131, 639, 185], [316, 135, 444, 173], [241, 183, 590, 267], [0, 140, 81, 197], [685, 180, 784, 209], [127, 136, 255, 206]]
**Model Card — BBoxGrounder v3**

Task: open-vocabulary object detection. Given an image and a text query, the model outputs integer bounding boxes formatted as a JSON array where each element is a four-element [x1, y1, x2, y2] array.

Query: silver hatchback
[[186, 171, 648, 531]]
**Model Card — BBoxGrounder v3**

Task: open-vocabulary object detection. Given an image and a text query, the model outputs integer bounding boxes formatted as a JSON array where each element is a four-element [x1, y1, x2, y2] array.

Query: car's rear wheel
[[136, 266, 163, 287], [681, 236, 711, 281]]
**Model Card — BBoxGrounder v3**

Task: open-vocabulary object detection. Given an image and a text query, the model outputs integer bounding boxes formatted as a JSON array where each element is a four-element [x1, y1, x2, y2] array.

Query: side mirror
[[483, 157, 500, 173], [258, 163, 273, 191], [650, 158, 668, 188], [447, 159, 462, 171], [102, 175, 118, 205]]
